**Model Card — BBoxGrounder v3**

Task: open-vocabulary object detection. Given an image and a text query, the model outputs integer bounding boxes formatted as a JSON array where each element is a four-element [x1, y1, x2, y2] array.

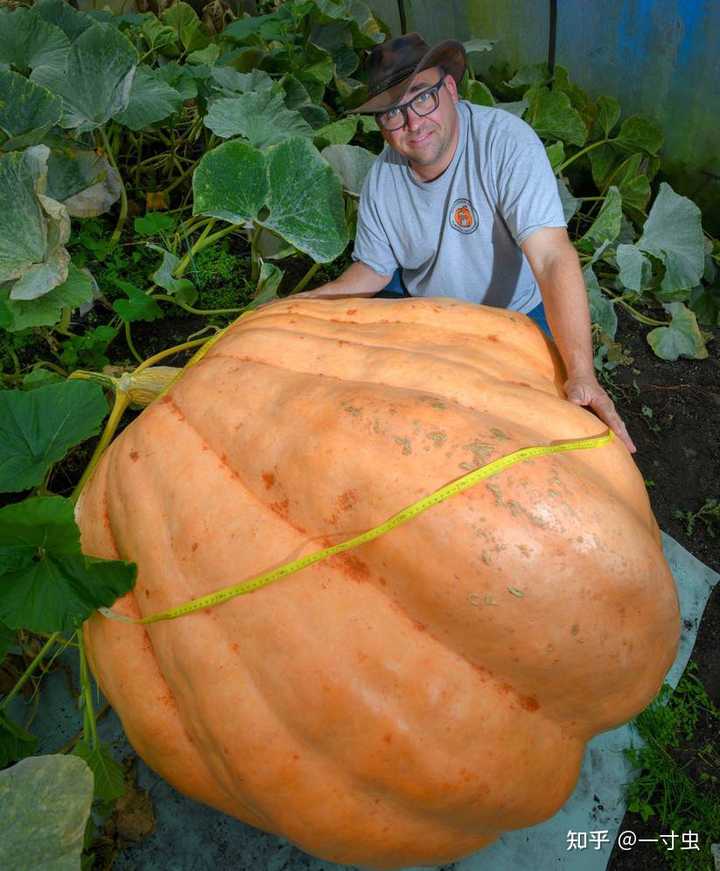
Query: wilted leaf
[[0, 69, 62, 152], [646, 302, 708, 361], [115, 64, 183, 131], [321, 143, 376, 196], [204, 89, 313, 146], [0, 754, 93, 868], [637, 183, 704, 293], [0, 380, 107, 492], [0, 496, 136, 633], [73, 741, 125, 803], [31, 22, 137, 132]]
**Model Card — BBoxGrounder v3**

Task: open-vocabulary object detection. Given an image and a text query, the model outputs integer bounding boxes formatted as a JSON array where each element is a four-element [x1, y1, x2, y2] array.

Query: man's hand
[[564, 374, 636, 453]]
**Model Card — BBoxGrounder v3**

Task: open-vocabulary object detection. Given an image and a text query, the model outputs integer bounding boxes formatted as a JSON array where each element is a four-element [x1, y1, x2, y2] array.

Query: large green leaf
[[115, 64, 183, 131], [578, 186, 623, 253], [637, 183, 704, 293], [33, 0, 92, 42], [612, 154, 651, 213], [466, 80, 495, 107], [0, 7, 70, 74], [263, 137, 347, 262], [73, 741, 125, 803], [584, 264, 617, 339], [204, 89, 313, 146], [0, 380, 107, 492], [210, 66, 274, 96], [615, 115, 663, 155], [525, 85, 587, 146], [0, 621, 15, 661], [9, 191, 70, 301], [161, 1, 209, 53], [192, 139, 268, 223], [0, 712, 38, 769], [0, 754, 93, 868], [31, 23, 137, 132], [593, 95, 621, 139], [0, 69, 62, 152], [321, 143, 376, 196], [313, 115, 359, 148], [616, 243, 652, 292], [0, 262, 94, 332], [0, 496, 136, 633], [148, 245, 197, 305], [46, 148, 121, 218], [646, 302, 708, 361], [111, 280, 163, 323]]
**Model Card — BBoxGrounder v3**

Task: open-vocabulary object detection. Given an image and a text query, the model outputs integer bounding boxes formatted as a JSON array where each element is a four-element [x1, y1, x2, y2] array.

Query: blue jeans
[[375, 270, 553, 338]]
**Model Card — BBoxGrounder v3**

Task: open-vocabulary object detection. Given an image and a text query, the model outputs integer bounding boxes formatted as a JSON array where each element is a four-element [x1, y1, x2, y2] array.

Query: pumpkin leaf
[[593, 95, 621, 138], [578, 186, 622, 253], [0, 496, 136, 633], [646, 302, 708, 361], [584, 265, 617, 340], [148, 245, 197, 305], [616, 244, 653, 293], [557, 178, 580, 222], [615, 115, 663, 155], [192, 139, 268, 223], [111, 280, 164, 323], [114, 64, 183, 132], [0, 381, 107, 492], [0, 712, 39, 769], [204, 89, 313, 147], [321, 143, 376, 196], [31, 22, 137, 133], [73, 741, 125, 803], [263, 137, 348, 262], [250, 260, 283, 308], [0, 621, 15, 661], [161, 1, 208, 53], [525, 85, 587, 146], [32, 0, 92, 43], [637, 183, 705, 294], [313, 115, 359, 148], [0, 262, 94, 332], [0, 6, 70, 74], [465, 79, 495, 107], [0, 69, 62, 152], [546, 141, 565, 172], [45, 148, 122, 218], [0, 754, 93, 868]]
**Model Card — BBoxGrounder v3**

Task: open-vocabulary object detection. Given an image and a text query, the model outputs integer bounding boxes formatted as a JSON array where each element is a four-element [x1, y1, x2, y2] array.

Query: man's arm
[[522, 227, 636, 453], [291, 261, 391, 300]]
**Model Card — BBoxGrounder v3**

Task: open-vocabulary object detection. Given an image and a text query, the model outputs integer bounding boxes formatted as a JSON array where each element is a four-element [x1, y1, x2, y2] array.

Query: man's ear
[[444, 73, 460, 102]]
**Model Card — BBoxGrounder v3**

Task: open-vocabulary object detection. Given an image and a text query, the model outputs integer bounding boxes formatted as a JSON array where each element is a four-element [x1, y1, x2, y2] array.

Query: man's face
[[380, 66, 460, 180]]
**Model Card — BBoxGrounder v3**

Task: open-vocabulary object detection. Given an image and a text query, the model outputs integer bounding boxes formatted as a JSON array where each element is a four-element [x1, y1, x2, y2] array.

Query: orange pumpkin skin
[[77, 298, 680, 870]]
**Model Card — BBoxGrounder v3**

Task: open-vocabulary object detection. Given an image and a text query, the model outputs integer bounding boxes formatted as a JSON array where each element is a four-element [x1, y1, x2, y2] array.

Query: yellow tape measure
[[100, 429, 614, 626]]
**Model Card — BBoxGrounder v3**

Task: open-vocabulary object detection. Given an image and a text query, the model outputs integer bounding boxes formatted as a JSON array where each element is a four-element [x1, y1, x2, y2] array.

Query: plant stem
[[153, 294, 245, 316], [0, 633, 60, 713], [290, 261, 321, 295], [71, 388, 131, 502], [250, 223, 262, 282], [124, 321, 143, 363], [557, 137, 611, 173], [100, 126, 128, 252], [174, 222, 244, 277], [78, 633, 98, 749]]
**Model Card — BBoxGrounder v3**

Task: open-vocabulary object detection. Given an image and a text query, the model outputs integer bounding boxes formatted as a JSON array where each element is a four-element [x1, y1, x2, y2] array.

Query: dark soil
[[604, 306, 720, 870]]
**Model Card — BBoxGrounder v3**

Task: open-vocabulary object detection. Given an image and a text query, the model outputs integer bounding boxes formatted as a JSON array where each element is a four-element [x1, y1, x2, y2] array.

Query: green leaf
[[111, 280, 163, 323], [0, 754, 93, 868], [187, 43, 220, 66], [0, 621, 15, 660], [688, 285, 720, 326], [192, 139, 268, 223], [46, 148, 121, 218], [59, 324, 117, 371], [506, 63, 551, 90], [21, 368, 63, 390], [578, 186, 622, 253], [210, 66, 274, 96], [525, 85, 587, 146], [465, 79, 495, 107], [114, 64, 183, 131], [646, 302, 708, 361], [161, 1, 208, 53], [148, 245, 197, 305], [0, 7, 70, 73], [612, 154, 651, 214], [33, 0, 92, 42], [593, 95, 621, 138], [251, 260, 283, 308], [557, 178, 579, 222], [313, 115, 359, 148], [588, 142, 617, 190], [545, 141, 565, 172], [134, 211, 176, 237], [0, 380, 107, 492], [155, 61, 197, 101], [0, 712, 38, 768], [584, 265, 617, 339], [31, 22, 137, 133], [0, 496, 136, 633], [637, 183, 704, 293], [0, 262, 94, 331], [615, 115, 663, 155], [321, 143, 376, 196], [0, 69, 62, 152], [495, 100, 527, 119], [204, 89, 313, 146], [73, 741, 125, 802], [616, 244, 652, 292], [263, 137, 347, 263]]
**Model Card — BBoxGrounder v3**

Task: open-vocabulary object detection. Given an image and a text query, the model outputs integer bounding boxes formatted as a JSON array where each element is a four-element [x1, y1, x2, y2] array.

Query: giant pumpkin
[[77, 298, 680, 869]]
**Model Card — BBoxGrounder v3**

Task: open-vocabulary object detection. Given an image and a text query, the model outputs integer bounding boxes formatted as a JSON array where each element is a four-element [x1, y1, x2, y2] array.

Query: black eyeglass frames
[[375, 76, 447, 131]]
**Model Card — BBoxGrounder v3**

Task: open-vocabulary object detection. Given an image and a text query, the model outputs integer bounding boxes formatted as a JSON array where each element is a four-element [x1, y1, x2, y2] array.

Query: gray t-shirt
[[352, 100, 566, 313]]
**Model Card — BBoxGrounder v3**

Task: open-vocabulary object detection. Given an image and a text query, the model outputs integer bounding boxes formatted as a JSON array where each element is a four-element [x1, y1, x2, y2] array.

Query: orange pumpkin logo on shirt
[[449, 198, 479, 234]]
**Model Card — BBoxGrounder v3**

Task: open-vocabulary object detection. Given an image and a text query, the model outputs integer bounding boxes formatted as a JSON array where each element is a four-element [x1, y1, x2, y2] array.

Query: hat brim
[[350, 39, 467, 115]]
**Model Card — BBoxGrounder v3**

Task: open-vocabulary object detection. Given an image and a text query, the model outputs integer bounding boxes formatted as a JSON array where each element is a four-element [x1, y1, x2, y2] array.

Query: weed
[[674, 499, 720, 539], [624, 663, 720, 870]]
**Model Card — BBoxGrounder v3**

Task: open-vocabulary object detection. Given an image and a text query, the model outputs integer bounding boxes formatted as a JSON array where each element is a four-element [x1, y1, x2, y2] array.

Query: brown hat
[[353, 32, 467, 115]]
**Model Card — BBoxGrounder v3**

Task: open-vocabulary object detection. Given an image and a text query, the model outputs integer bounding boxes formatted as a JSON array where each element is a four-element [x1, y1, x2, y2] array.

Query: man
[[293, 33, 635, 453]]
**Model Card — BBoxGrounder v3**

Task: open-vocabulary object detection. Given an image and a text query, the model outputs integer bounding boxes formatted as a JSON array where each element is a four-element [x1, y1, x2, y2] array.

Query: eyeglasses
[[375, 76, 446, 131]]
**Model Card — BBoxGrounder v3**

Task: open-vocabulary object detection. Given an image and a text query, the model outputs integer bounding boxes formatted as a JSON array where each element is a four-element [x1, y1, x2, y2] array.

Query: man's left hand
[[564, 375, 637, 454]]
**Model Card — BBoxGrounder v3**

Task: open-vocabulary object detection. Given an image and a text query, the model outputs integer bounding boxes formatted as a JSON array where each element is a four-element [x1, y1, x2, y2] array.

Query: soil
[[603, 306, 720, 870]]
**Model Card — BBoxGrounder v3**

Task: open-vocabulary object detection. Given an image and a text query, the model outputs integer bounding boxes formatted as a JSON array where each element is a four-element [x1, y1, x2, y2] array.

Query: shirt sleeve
[[494, 120, 567, 244], [351, 170, 399, 278]]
